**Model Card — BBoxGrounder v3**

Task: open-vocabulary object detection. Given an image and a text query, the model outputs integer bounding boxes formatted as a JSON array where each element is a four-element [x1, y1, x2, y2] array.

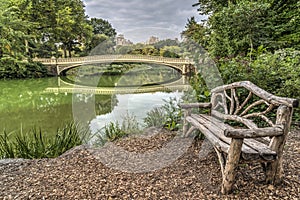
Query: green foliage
[[0, 0, 119, 60], [116, 41, 183, 58], [144, 97, 182, 130], [181, 17, 209, 49], [144, 108, 166, 127], [88, 34, 115, 55], [88, 18, 116, 38], [209, 1, 272, 57], [0, 122, 90, 159], [218, 48, 300, 121], [95, 113, 141, 145], [0, 57, 48, 79], [190, 0, 300, 58], [102, 122, 127, 142], [0, 1, 32, 59], [153, 39, 180, 49]]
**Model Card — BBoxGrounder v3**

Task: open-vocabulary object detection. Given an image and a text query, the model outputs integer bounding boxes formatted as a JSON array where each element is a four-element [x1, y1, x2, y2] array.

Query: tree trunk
[[68, 49, 72, 58], [63, 47, 67, 58]]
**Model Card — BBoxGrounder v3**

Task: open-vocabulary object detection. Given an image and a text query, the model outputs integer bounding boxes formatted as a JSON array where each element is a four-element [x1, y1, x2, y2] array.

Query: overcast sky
[[82, 0, 205, 43]]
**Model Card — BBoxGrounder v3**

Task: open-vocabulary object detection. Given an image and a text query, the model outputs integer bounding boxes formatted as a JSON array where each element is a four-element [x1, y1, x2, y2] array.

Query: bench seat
[[186, 114, 277, 161]]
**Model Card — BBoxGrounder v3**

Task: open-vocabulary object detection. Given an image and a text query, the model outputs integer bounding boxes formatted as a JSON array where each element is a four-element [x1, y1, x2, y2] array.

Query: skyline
[[82, 0, 206, 43]]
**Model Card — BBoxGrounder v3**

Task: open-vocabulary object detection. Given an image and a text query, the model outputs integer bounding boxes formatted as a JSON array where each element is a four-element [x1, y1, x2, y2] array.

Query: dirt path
[[0, 129, 299, 199]]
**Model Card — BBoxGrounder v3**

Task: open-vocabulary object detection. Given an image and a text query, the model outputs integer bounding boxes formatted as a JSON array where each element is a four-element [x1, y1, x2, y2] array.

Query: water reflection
[[90, 92, 183, 134], [0, 63, 192, 134]]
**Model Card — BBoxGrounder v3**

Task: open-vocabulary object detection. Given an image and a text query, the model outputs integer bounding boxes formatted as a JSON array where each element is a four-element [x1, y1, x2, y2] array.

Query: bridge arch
[[59, 61, 184, 76], [34, 55, 195, 76]]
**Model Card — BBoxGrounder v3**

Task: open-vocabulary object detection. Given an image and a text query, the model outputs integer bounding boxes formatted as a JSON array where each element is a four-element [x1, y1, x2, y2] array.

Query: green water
[[0, 64, 184, 135]]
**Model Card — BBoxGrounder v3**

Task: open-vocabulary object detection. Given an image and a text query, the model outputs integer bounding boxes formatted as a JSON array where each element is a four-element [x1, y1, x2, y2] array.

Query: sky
[[82, 0, 205, 43]]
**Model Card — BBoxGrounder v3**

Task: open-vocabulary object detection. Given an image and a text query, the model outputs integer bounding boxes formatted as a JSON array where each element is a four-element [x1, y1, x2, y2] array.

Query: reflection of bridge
[[34, 54, 195, 76], [43, 77, 192, 95]]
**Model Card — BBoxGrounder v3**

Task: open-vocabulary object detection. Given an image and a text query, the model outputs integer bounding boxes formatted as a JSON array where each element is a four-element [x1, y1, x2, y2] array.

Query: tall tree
[[84, 18, 116, 55], [181, 17, 209, 49], [0, 1, 31, 59], [54, 0, 92, 57], [208, 1, 272, 57], [88, 18, 117, 38], [26, 0, 92, 58]]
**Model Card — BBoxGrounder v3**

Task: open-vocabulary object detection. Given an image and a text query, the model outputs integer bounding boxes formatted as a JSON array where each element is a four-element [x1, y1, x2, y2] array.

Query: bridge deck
[[34, 54, 195, 75]]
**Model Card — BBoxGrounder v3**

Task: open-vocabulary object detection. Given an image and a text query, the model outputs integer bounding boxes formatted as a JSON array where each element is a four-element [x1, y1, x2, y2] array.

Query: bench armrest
[[180, 103, 211, 109], [224, 125, 284, 139]]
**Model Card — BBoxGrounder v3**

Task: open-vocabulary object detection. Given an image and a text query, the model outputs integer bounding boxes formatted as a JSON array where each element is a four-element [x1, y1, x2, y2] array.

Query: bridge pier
[[182, 64, 196, 75]]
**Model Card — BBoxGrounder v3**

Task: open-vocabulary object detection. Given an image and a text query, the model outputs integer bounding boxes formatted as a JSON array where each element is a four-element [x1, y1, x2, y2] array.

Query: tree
[[0, 1, 32, 59], [269, 0, 300, 50], [192, 0, 233, 15], [88, 34, 115, 55], [153, 39, 179, 49], [181, 17, 209, 49], [209, 1, 272, 58], [84, 18, 116, 55], [88, 18, 116, 38], [25, 0, 92, 58], [190, 0, 300, 58], [54, 0, 92, 57]]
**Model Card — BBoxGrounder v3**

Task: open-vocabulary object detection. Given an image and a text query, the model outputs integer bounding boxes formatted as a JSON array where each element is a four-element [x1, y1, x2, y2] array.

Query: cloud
[[83, 0, 205, 43]]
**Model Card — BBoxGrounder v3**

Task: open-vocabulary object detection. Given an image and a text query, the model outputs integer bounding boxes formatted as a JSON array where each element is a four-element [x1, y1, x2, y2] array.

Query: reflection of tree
[[95, 94, 118, 115], [0, 78, 119, 132], [0, 78, 74, 132], [72, 93, 118, 125]]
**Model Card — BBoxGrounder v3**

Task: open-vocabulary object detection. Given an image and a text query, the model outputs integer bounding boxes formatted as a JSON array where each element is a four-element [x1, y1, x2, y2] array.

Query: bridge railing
[[35, 54, 192, 65]]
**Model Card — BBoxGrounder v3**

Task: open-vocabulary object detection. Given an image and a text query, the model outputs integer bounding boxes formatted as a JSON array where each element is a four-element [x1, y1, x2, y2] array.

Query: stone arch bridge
[[34, 54, 195, 76]]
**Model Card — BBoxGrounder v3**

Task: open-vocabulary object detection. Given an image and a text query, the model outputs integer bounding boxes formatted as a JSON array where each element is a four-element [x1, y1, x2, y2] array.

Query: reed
[[0, 122, 90, 159]]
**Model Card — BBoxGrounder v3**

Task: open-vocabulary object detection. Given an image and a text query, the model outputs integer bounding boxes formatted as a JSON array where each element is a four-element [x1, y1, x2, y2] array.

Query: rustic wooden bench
[[181, 81, 298, 194]]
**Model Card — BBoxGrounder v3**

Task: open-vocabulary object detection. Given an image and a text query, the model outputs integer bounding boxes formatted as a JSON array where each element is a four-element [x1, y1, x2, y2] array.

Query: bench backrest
[[210, 81, 298, 129]]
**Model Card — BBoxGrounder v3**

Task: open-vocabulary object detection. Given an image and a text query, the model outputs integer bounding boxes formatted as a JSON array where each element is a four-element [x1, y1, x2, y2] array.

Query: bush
[[144, 97, 182, 130], [94, 113, 141, 146], [0, 57, 48, 79], [0, 122, 90, 159], [217, 48, 300, 121], [144, 107, 166, 127]]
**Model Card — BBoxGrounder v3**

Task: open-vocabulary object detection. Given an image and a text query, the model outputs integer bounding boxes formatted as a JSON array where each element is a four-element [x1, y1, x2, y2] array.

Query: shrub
[[94, 112, 141, 146], [0, 57, 48, 79], [217, 48, 300, 121], [143, 107, 166, 127], [0, 122, 90, 159], [144, 97, 182, 130]]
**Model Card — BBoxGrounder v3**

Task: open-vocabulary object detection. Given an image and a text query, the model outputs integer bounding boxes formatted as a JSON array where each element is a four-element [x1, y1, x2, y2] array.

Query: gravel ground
[[0, 128, 299, 199]]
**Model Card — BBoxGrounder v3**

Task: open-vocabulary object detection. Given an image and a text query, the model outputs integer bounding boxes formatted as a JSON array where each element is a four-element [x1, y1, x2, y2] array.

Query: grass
[[94, 112, 141, 146], [144, 97, 182, 131], [0, 122, 90, 159]]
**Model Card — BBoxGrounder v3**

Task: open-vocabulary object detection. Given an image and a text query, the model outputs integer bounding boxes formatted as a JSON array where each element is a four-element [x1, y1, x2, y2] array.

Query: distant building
[[115, 34, 133, 46], [145, 36, 160, 45]]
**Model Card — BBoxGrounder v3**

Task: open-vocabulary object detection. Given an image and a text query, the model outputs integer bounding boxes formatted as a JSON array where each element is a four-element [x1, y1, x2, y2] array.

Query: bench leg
[[214, 147, 226, 178], [221, 138, 243, 194], [266, 105, 291, 184], [266, 135, 287, 184], [183, 109, 191, 135], [265, 156, 284, 184]]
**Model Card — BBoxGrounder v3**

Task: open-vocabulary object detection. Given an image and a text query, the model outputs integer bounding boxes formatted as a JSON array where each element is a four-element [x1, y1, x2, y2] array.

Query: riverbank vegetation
[[0, 122, 90, 159], [93, 98, 182, 146]]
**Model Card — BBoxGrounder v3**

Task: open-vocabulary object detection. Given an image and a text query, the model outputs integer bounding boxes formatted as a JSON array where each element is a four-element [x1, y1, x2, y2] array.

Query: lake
[[0, 64, 190, 135]]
